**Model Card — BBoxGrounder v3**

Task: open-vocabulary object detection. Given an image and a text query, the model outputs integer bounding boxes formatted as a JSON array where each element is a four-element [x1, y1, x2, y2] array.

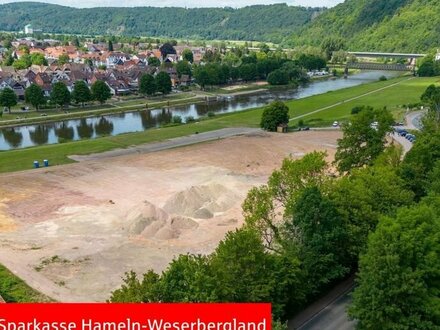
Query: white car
[[332, 121, 339, 127]]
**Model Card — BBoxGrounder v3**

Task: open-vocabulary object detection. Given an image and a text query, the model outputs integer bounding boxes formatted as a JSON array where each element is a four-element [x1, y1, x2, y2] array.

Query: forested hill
[[288, 0, 440, 52], [0, 2, 321, 42]]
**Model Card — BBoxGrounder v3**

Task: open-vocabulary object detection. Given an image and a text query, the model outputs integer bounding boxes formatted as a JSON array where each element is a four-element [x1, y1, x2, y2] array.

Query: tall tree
[[287, 186, 349, 296], [159, 43, 176, 60], [72, 80, 92, 106], [260, 100, 290, 132], [349, 202, 440, 329], [108, 40, 114, 52], [0, 88, 17, 112], [182, 49, 194, 63], [25, 83, 45, 111], [50, 82, 70, 109], [91, 80, 112, 104], [155, 72, 172, 95], [30, 53, 48, 66], [139, 74, 156, 96], [334, 107, 394, 173]]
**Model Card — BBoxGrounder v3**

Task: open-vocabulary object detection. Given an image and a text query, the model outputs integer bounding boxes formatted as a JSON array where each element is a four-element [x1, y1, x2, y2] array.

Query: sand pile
[[163, 183, 239, 219], [125, 201, 198, 240]]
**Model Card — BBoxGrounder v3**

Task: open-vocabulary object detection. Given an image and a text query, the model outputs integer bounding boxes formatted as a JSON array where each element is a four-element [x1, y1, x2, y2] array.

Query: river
[[0, 71, 399, 150]]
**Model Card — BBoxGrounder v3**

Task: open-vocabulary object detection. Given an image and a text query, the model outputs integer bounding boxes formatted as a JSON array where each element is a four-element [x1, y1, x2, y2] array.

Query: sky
[[0, 0, 344, 8]]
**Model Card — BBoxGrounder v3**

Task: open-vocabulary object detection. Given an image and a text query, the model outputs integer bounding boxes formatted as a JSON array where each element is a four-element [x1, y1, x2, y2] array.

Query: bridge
[[346, 62, 413, 71], [347, 51, 426, 59]]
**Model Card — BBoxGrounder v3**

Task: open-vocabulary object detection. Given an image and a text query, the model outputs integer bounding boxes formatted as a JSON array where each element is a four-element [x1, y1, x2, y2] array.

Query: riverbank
[[0, 76, 436, 173], [0, 94, 205, 129]]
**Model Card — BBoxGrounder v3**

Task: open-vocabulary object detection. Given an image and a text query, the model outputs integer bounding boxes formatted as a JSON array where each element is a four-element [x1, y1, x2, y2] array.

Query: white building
[[24, 24, 33, 34], [436, 50, 440, 61]]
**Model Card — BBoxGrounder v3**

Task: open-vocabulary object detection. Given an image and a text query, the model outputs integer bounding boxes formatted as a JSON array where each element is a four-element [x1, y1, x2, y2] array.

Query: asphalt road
[[69, 127, 262, 162], [297, 293, 357, 330]]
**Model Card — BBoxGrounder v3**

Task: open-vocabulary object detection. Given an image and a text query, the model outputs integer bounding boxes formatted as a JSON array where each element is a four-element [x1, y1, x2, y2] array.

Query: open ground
[[0, 130, 341, 301]]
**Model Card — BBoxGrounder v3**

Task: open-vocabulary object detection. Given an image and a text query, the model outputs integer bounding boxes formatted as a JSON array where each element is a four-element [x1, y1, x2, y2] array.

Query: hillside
[[289, 0, 440, 52], [0, 2, 321, 43]]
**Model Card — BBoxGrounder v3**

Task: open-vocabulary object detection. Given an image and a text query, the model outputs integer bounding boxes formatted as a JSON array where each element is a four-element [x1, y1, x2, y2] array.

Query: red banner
[[0, 304, 271, 330]]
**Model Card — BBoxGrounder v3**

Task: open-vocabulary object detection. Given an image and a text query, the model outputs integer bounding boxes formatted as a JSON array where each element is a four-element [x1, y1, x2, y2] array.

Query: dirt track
[[0, 130, 341, 302]]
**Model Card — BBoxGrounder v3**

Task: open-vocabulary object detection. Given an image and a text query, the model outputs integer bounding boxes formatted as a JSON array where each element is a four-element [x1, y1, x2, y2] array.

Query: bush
[[185, 116, 195, 123], [207, 111, 215, 118], [172, 115, 182, 124], [379, 75, 387, 81], [298, 119, 304, 127], [260, 101, 290, 131]]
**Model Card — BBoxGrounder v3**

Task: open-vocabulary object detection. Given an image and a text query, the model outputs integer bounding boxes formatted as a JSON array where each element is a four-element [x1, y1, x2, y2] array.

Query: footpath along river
[[0, 71, 399, 150]]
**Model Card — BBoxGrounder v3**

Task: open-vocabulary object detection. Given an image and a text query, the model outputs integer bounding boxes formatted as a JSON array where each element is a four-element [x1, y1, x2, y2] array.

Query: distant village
[[0, 28, 208, 100]]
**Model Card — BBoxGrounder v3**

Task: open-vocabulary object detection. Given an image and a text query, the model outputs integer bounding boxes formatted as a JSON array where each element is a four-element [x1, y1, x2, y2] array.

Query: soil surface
[[0, 130, 340, 302]]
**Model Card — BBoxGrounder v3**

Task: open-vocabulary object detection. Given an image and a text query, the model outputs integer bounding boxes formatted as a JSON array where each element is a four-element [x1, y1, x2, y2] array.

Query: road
[[69, 127, 262, 162]]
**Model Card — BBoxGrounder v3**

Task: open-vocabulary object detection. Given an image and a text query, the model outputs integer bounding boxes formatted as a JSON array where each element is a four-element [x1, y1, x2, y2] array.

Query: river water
[[0, 71, 399, 150]]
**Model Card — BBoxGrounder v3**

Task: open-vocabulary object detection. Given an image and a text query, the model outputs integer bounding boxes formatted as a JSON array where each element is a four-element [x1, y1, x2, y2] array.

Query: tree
[[194, 66, 210, 89], [31, 53, 48, 66], [239, 63, 257, 81], [25, 84, 45, 110], [330, 156, 414, 262], [321, 37, 345, 60], [243, 151, 328, 250], [267, 69, 289, 86], [182, 49, 194, 63], [421, 84, 440, 129], [71, 80, 92, 106], [148, 57, 161, 67], [260, 101, 289, 132], [0, 88, 17, 112], [12, 54, 32, 69], [155, 72, 172, 95], [349, 203, 440, 329], [91, 80, 112, 104], [418, 60, 436, 77], [50, 82, 71, 109], [58, 54, 70, 65], [176, 60, 192, 78], [108, 40, 114, 52], [334, 107, 394, 173], [139, 74, 156, 96], [159, 43, 176, 60], [287, 187, 349, 296]]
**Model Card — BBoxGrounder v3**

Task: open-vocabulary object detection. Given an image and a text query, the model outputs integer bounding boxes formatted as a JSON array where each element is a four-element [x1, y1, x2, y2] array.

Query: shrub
[[379, 75, 387, 81], [185, 116, 195, 123], [207, 111, 215, 118], [172, 115, 182, 124]]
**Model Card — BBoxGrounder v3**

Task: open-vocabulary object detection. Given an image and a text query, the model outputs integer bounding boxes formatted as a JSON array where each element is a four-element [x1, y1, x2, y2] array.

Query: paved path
[[289, 77, 415, 122], [289, 276, 356, 330], [69, 127, 262, 162]]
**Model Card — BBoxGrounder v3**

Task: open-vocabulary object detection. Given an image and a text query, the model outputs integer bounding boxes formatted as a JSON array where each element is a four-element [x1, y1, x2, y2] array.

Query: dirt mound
[[163, 183, 239, 219], [125, 201, 198, 240]]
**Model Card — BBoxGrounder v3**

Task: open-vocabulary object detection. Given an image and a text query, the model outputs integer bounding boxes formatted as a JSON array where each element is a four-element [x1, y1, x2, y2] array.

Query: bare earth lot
[[0, 130, 340, 302]]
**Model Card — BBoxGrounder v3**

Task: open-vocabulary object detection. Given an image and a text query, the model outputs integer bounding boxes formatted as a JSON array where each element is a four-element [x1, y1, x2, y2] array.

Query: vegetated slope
[[0, 2, 321, 42], [289, 0, 440, 52]]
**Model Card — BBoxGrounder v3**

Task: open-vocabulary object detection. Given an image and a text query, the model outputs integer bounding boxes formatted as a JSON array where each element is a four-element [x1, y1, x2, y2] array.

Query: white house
[[435, 50, 440, 61]]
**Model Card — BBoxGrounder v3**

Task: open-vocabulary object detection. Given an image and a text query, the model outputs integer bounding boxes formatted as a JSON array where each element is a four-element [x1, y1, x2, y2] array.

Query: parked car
[[332, 121, 339, 127]]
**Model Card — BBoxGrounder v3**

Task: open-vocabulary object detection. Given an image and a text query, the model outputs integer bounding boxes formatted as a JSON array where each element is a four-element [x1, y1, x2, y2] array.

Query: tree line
[[108, 85, 440, 328]]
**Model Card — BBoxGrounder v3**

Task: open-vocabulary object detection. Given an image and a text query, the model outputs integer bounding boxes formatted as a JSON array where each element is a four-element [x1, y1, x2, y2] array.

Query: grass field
[[0, 76, 438, 174], [0, 264, 52, 302]]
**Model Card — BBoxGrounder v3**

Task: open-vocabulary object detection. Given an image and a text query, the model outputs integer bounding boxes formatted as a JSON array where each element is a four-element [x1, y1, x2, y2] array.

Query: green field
[[0, 264, 52, 302], [0, 76, 437, 174]]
